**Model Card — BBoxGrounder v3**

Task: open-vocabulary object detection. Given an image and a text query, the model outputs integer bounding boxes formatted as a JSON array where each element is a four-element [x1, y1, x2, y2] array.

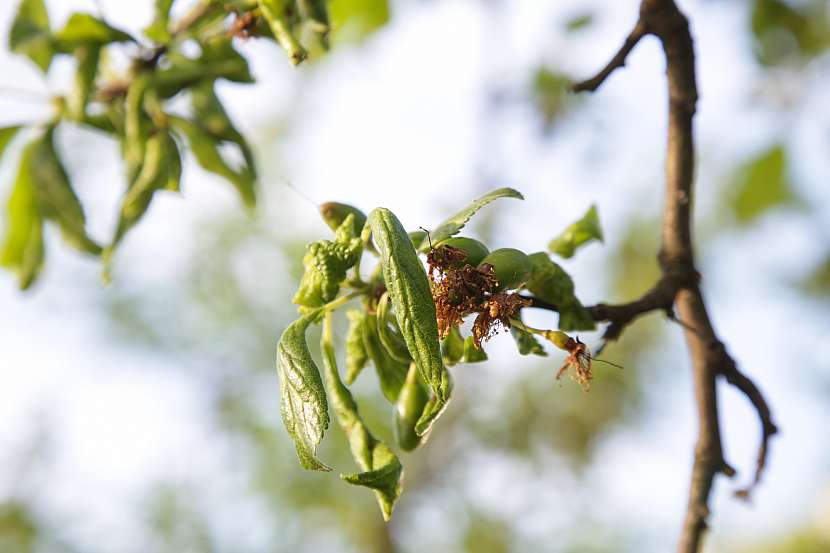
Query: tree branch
[[570, 2, 777, 552]]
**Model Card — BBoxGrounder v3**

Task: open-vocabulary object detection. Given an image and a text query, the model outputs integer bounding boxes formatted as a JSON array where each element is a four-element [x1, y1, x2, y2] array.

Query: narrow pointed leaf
[[1, 142, 44, 289], [421, 187, 524, 251], [53, 13, 133, 51], [0, 127, 22, 159], [277, 312, 331, 471], [376, 292, 412, 363], [320, 315, 403, 519]]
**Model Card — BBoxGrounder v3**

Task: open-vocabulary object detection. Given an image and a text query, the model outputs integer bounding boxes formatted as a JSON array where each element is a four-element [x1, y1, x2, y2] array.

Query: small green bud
[[320, 202, 367, 236], [478, 248, 532, 290], [436, 236, 490, 267]]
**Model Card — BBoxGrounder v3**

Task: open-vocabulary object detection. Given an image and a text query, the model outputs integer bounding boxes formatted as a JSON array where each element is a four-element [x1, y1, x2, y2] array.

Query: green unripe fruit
[[319, 202, 367, 235], [436, 237, 490, 267], [478, 248, 533, 290]]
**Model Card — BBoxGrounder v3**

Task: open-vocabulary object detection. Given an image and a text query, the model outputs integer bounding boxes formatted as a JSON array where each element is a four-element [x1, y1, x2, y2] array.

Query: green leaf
[[53, 13, 133, 52], [363, 313, 408, 403], [190, 81, 256, 176], [532, 68, 577, 132], [144, 0, 175, 43], [258, 0, 307, 65], [67, 45, 100, 120], [319, 202, 367, 237], [730, 145, 800, 224], [525, 252, 594, 331], [751, 0, 830, 65], [414, 370, 452, 437], [462, 336, 488, 363], [510, 324, 548, 356], [441, 326, 465, 367], [171, 116, 256, 208], [277, 312, 331, 471], [368, 208, 449, 402], [320, 315, 403, 519], [291, 214, 362, 309], [0, 127, 22, 159], [565, 13, 594, 32], [421, 187, 524, 252], [376, 292, 412, 363], [798, 254, 830, 297], [110, 130, 181, 249], [344, 309, 369, 384], [29, 127, 101, 255], [0, 142, 44, 290], [394, 362, 429, 451], [153, 38, 253, 98], [9, 0, 53, 72], [328, 0, 389, 44], [548, 204, 603, 259]]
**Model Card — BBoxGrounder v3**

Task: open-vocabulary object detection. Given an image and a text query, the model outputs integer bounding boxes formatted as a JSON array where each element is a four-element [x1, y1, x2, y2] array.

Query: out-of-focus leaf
[[751, 0, 830, 65], [291, 214, 362, 309], [394, 362, 429, 451], [525, 252, 595, 331], [462, 336, 487, 363], [258, 0, 307, 65], [153, 38, 253, 98], [328, 0, 389, 44], [67, 45, 100, 120], [110, 129, 181, 249], [730, 145, 800, 224], [190, 81, 256, 176], [9, 0, 53, 72], [548, 204, 603, 259], [320, 316, 403, 519], [171, 116, 257, 208], [532, 68, 577, 132], [277, 311, 331, 471], [368, 208, 449, 402], [0, 501, 38, 553], [565, 13, 594, 32], [29, 127, 101, 255], [421, 187, 524, 252], [0, 127, 22, 159], [53, 13, 133, 52], [144, 0, 175, 43], [0, 142, 44, 290], [798, 254, 830, 297], [511, 323, 548, 356]]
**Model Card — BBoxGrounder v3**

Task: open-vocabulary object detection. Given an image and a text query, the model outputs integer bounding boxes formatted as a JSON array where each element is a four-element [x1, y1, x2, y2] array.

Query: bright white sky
[[1, 1, 829, 552]]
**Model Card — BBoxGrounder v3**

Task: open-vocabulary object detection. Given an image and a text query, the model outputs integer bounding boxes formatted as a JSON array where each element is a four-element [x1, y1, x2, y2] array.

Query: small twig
[[571, 22, 647, 92]]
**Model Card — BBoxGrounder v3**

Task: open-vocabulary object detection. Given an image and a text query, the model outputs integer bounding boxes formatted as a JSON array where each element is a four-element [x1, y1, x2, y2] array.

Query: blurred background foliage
[[0, 0, 829, 552]]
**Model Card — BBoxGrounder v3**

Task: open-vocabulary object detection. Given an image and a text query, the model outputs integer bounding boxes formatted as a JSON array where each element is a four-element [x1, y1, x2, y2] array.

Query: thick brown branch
[[571, 1, 776, 552]]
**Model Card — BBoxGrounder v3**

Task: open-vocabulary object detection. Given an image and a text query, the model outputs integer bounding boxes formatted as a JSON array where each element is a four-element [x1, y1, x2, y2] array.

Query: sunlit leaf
[[53, 12, 133, 52], [548, 204, 603, 259], [9, 0, 53, 72], [422, 187, 524, 252], [0, 127, 22, 159], [277, 311, 331, 471], [328, 0, 389, 44], [369, 208, 449, 402], [0, 142, 44, 290], [144, 0, 175, 43]]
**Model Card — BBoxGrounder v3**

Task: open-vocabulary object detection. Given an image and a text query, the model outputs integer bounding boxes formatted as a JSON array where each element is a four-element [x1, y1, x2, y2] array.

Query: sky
[[0, 0, 829, 552]]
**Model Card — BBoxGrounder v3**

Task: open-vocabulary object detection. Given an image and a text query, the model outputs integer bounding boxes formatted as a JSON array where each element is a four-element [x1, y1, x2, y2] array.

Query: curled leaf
[[368, 208, 449, 401], [548, 204, 603, 258], [414, 370, 453, 437], [362, 313, 408, 403], [292, 214, 362, 309], [376, 292, 412, 363], [321, 314, 403, 520], [277, 312, 331, 471]]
